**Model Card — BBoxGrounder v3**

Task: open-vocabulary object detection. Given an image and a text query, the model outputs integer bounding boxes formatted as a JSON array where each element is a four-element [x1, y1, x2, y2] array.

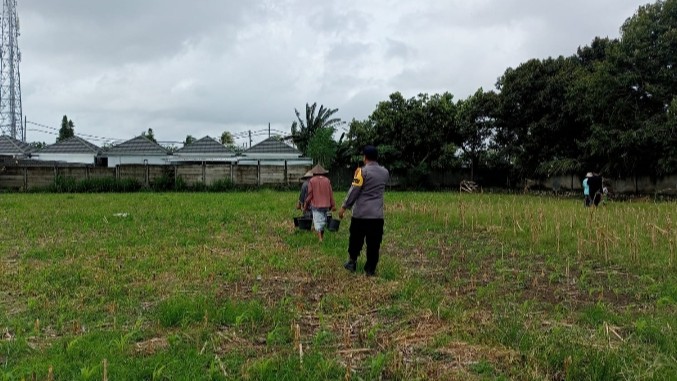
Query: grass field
[[1, 191, 676, 380]]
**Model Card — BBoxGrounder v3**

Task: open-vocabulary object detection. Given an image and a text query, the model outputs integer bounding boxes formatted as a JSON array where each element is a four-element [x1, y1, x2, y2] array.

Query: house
[[0, 135, 31, 158], [172, 136, 236, 163], [101, 135, 169, 168], [240, 137, 311, 166], [33, 136, 101, 165]]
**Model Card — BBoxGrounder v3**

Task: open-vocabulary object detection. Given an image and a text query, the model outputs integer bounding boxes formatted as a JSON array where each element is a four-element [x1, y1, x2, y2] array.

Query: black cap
[[363, 145, 378, 161]]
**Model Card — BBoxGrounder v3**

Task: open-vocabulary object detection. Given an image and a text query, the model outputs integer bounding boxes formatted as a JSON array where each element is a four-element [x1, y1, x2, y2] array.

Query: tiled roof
[[103, 136, 168, 156], [0, 135, 31, 154], [175, 136, 235, 155], [244, 137, 301, 155], [38, 136, 100, 154]]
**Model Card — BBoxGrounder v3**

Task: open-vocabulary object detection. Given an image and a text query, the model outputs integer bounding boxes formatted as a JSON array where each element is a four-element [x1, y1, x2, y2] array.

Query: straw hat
[[300, 170, 313, 181], [311, 164, 329, 175], [586, 172, 593, 178]]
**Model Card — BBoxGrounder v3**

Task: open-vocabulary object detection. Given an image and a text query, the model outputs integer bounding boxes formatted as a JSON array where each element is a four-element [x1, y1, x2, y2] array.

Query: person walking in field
[[297, 170, 313, 218], [583, 172, 592, 207], [588, 172, 604, 206], [304, 164, 336, 241], [339, 146, 390, 276]]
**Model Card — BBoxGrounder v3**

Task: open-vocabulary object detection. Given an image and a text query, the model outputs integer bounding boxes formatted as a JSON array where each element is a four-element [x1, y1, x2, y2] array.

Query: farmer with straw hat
[[304, 164, 336, 242], [583, 172, 593, 207], [297, 169, 314, 218]]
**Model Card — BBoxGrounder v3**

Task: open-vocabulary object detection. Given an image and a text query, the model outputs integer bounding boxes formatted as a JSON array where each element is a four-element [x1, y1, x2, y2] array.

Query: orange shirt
[[305, 175, 335, 209]]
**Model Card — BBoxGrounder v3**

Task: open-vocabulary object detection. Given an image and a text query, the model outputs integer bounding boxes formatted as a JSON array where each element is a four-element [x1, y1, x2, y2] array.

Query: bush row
[[37, 176, 300, 193]]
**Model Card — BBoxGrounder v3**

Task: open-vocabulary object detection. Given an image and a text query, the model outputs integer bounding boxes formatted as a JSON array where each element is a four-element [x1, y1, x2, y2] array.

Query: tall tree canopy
[[495, 56, 587, 178], [455, 89, 499, 180], [307, 127, 337, 167], [220, 131, 234, 145], [57, 115, 75, 142], [583, 0, 677, 177], [142, 128, 156, 143], [334, 0, 677, 186], [364, 92, 457, 173], [289, 103, 343, 155]]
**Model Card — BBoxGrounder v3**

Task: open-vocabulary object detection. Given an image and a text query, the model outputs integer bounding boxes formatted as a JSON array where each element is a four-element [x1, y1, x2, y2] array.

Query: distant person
[[339, 146, 390, 276], [297, 170, 313, 218], [583, 172, 592, 207], [588, 173, 604, 206], [304, 164, 336, 241]]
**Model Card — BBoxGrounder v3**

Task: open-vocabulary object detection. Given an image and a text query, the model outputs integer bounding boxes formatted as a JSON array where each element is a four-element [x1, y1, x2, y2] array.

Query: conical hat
[[300, 170, 313, 180], [311, 164, 329, 175]]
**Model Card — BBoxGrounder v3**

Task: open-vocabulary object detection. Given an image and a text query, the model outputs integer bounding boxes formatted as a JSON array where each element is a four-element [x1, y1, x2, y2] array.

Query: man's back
[[351, 162, 389, 219], [588, 175, 603, 194], [306, 175, 335, 209]]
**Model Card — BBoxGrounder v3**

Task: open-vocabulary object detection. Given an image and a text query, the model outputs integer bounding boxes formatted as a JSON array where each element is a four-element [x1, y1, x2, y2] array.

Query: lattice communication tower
[[0, 0, 23, 140]]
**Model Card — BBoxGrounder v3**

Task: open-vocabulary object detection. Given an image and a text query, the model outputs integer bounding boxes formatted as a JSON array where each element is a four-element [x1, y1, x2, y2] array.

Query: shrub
[[209, 178, 235, 192], [49, 176, 142, 193], [149, 174, 175, 192]]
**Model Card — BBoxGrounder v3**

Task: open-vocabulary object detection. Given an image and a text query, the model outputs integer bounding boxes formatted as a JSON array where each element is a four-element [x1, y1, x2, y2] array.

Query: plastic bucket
[[327, 218, 341, 232], [298, 218, 312, 231]]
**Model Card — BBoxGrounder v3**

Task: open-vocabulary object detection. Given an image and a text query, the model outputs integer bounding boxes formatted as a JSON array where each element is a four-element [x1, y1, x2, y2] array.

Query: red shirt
[[305, 175, 335, 209]]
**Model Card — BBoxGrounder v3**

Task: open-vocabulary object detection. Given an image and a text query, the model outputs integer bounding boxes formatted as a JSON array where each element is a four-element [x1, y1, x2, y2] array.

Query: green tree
[[495, 57, 587, 179], [57, 115, 75, 142], [289, 103, 343, 155], [142, 128, 156, 143], [576, 0, 677, 177], [367, 92, 457, 174], [28, 141, 46, 150], [220, 131, 234, 145], [184, 135, 196, 145], [307, 127, 337, 167], [455, 89, 499, 180]]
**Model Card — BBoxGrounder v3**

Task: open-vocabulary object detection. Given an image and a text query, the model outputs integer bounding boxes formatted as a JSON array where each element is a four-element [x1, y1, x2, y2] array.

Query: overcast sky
[[18, 0, 649, 146]]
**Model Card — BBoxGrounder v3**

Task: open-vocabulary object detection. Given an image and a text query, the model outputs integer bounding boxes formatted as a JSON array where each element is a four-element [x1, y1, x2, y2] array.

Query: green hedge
[[36, 176, 286, 193]]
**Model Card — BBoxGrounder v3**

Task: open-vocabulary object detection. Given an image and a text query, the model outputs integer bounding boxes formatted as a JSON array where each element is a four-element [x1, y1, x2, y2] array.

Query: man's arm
[[304, 181, 314, 210], [339, 168, 364, 218], [329, 183, 336, 211], [298, 183, 308, 208]]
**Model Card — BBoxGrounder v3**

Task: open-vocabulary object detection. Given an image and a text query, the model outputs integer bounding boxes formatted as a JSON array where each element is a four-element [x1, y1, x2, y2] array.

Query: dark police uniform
[[342, 161, 390, 275]]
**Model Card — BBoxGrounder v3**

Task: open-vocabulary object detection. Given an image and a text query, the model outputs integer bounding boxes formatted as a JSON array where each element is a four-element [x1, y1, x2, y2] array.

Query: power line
[[26, 121, 124, 142], [25, 120, 293, 145]]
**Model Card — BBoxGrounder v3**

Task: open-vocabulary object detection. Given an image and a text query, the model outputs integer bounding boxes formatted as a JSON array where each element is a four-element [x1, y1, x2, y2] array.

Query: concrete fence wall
[[539, 174, 677, 195], [2, 161, 676, 194], [0, 161, 312, 191]]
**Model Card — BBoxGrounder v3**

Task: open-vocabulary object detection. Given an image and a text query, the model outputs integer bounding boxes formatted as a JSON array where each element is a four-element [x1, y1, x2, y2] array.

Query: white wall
[[242, 153, 301, 160], [237, 159, 313, 166], [35, 153, 96, 164], [172, 153, 235, 161], [106, 155, 170, 168]]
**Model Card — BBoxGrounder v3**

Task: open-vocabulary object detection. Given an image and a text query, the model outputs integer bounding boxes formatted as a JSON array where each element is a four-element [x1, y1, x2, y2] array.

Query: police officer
[[339, 146, 390, 276]]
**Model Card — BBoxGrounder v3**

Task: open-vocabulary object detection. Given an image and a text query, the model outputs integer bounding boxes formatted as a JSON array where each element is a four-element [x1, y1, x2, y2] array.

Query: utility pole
[[0, 0, 23, 140], [248, 130, 252, 148], [268, 122, 270, 138]]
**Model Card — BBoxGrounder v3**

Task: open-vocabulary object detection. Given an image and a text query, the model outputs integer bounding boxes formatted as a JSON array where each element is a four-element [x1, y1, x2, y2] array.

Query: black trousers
[[348, 218, 384, 274]]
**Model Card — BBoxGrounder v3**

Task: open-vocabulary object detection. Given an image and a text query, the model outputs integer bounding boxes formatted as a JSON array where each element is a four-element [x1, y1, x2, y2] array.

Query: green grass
[[0, 191, 675, 380]]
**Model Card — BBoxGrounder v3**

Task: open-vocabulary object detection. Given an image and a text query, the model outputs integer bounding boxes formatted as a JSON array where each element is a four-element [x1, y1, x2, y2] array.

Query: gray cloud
[[17, 0, 648, 145]]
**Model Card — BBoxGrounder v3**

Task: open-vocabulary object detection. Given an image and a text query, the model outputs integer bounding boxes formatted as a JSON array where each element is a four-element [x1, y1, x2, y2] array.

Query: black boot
[[343, 259, 356, 273]]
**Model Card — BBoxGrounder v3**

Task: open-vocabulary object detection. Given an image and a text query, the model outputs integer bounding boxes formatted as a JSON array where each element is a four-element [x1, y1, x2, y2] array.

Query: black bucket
[[293, 217, 300, 227], [298, 218, 312, 231], [327, 218, 341, 232]]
